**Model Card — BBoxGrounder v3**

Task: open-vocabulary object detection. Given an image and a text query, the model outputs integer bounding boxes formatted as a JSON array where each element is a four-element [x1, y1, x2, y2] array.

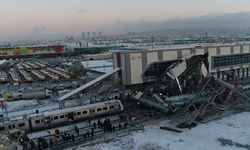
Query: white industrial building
[[113, 44, 250, 85]]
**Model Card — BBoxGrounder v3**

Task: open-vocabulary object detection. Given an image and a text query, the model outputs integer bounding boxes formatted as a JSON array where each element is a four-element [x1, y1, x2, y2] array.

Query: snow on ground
[[73, 112, 250, 150], [5, 100, 39, 112], [0, 100, 59, 118], [0, 60, 6, 65], [81, 60, 114, 73], [81, 60, 113, 69], [1, 98, 84, 119]]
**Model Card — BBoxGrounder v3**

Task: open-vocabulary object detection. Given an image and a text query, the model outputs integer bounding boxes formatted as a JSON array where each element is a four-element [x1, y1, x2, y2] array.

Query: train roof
[[29, 111, 45, 118], [43, 100, 121, 117]]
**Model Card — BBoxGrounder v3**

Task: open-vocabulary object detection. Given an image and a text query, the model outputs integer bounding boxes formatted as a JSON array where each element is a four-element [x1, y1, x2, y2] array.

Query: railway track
[[48, 120, 140, 150]]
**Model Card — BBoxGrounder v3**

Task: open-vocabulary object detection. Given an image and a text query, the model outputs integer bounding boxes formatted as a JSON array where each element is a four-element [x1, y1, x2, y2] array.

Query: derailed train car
[[0, 100, 123, 133]]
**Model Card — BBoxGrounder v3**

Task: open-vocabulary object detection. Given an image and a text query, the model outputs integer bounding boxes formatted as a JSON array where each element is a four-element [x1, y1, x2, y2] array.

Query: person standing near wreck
[[74, 125, 79, 136]]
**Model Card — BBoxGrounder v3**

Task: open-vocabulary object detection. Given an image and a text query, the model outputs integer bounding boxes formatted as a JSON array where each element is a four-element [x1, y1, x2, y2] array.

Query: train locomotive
[[0, 100, 123, 133]]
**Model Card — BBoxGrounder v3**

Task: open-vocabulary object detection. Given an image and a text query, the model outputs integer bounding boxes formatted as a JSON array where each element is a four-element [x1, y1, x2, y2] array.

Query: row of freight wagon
[[0, 67, 70, 83]]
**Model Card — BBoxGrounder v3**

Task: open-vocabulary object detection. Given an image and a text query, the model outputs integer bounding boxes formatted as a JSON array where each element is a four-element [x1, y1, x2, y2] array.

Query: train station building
[[113, 43, 250, 85]]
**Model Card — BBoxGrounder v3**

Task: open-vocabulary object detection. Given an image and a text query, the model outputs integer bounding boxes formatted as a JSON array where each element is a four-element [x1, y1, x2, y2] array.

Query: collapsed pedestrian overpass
[[58, 68, 120, 106]]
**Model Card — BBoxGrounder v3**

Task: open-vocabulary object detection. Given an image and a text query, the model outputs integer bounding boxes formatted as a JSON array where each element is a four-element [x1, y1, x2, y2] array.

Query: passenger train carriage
[[0, 100, 123, 133]]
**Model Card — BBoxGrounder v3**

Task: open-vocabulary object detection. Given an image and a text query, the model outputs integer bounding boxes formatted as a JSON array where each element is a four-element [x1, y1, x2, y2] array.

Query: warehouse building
[[113, 43, 250, 85]]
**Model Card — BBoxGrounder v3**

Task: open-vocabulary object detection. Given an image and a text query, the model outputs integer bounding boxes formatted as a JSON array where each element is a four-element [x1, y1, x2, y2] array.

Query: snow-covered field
[[72, 112, 250, 150]]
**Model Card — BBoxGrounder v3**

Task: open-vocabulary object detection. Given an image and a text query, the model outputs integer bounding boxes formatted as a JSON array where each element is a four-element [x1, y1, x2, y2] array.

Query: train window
[[109, 106, 115, 109], [77, 112, 81, 116], [8, 125, 11, 129], [68, 112, 74, 120], [54, 116, 59, 120], [12, 125, 15, 128], [97, 108, 102, 112], [60, 115, 64, 119], [92, 109, 95, 113], [18, 123, 25, 127], [45, 117, 51, 122], [35, 120, 40, 124], [82, 111, 87, 114], [103, 107, 108, 110], [0, 126, 5, 131]]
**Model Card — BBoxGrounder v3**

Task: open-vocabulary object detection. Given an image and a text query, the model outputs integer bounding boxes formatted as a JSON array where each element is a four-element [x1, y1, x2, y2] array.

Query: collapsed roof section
[[142, 59, 182, 80]]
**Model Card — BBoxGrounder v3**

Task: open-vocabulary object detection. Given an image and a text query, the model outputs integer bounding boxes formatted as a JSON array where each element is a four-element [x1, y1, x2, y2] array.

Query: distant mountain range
[[116, 12, 250, 33]]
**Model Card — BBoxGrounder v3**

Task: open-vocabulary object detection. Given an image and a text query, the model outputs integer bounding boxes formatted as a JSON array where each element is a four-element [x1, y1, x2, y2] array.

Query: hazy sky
[[1, 0, 250, 41]]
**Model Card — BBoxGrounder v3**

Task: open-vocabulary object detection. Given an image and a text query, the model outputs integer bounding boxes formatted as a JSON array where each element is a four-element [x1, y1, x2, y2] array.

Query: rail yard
[[0, 59, 79, 84], [0, 43, 250, 150]]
